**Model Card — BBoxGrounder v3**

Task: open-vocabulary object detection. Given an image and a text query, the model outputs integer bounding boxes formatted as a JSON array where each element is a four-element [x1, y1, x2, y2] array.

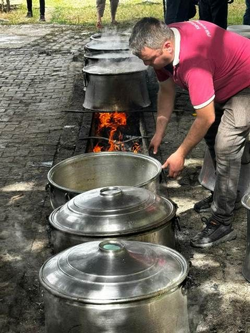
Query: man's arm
[[149, 78, 176, 154], [163, 100, 216, 178]]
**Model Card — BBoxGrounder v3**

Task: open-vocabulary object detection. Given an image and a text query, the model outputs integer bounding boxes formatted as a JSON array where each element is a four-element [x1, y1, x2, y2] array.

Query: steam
[[84, 29, 147, 74]]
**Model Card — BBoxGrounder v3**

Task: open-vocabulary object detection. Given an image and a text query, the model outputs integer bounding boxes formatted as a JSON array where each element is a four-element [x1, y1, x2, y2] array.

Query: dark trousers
[[164, 0, 191, 24], [26, 0, 45, 16], [199, 0, 228, 29], [243, 0, 250, 25]]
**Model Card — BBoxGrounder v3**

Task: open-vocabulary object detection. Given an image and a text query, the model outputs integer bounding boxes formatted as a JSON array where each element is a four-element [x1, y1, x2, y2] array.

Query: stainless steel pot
[[82, 63, 150, 111], [90, 32, 130, 43], [227, 25, 250, 38], [46, 152, 162, 209], [39, 240, 190, 333], [84, 40, 129, 56], [83, 51, 137, 67], [49, 186, 177, 252], [241, 193, 250, 282]]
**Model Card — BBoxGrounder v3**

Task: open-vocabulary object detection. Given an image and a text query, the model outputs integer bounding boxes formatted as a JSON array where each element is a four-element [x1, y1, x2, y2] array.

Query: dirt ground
[[0, 24, 250, 333]]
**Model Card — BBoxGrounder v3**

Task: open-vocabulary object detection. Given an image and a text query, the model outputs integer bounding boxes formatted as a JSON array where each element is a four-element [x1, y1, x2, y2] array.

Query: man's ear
[[163, 40, 173, 54]]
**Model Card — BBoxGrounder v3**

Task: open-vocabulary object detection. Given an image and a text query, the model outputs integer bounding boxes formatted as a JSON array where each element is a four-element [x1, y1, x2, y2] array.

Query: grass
[[0, 0, 247, 28]]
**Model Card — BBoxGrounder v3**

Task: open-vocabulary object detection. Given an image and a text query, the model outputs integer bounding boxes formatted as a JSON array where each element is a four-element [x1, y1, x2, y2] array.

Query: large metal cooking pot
[[227, 25, 250, 38], [241, 193, 250, 282], [90, 32, 130, 43], [83, 51, 138, 67], [84, 40, 129, 56], [47, 152, 162, 209], [82, 62, 150, 111], [49, 186, 177, 252], [39, 240, 190, 333]]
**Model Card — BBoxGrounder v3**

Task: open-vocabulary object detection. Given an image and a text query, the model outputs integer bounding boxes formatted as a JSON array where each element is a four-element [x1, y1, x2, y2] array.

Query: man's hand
[[162, 150, 185, 178], [149, 134, 162, 154]]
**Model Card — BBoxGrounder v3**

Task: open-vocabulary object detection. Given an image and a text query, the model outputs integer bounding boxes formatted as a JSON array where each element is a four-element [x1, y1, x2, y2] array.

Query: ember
[[92, 112, 142, 153]]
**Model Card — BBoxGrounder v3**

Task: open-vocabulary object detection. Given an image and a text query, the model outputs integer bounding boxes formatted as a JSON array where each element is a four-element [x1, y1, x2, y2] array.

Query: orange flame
[[93, 112, 127, 152], [92, 112, 141, 153]]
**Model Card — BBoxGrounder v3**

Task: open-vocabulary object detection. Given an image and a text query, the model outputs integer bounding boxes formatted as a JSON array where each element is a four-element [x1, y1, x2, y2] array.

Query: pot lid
[[90, 32, 130, 42], [50, 186, 176, 236], [83, 62, 148, 75], [227, 25, 250, 32], [85, 41, 129, 51], [39, 240, 188, 304], [84, 52, 135, 60], [227, 25, 250, 38]]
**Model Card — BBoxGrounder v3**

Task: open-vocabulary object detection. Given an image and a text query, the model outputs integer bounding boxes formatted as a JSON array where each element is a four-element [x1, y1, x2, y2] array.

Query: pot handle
[[99, 240, 125, 253], [100, 186, 122, 198], [181, 271, 193, 295], [45, 183, 50, 192], [65, 192, 71, 202], [83, 54, 89, 68], [83, 72, 88, 91], [45, 183, 55, 199]]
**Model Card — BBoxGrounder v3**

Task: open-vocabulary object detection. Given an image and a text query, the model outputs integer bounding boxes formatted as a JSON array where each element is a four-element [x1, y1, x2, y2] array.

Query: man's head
[[129, 17, 175, 69]]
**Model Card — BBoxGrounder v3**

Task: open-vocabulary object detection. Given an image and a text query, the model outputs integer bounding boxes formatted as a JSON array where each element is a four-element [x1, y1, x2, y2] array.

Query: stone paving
[[0, 24, 250, 333]]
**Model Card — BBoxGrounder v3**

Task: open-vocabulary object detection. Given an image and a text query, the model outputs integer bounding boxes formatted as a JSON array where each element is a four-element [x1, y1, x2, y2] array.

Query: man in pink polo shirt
[[129, 17, 250, 248]]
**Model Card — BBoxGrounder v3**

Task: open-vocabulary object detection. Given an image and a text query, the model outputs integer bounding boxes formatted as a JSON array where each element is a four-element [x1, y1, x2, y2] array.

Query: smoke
[[84, 30, 147, 74]]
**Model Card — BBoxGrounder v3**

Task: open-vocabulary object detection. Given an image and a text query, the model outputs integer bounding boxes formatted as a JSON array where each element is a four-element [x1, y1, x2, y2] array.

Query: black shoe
[[194, 194, 213, 213], [40, 15, 46, 21], [194, 192, 242, 213], [190, 218, 237, 248], [26, 11, 33, 18]]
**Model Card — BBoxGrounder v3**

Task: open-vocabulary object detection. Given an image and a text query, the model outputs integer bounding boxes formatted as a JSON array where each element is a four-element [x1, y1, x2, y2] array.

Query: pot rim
[[82, 66, 147, 75], [39, 243, 188, 305], [47, 152, 162, 195], [83, 52, 134, 60], [49, 196, 176, 236]]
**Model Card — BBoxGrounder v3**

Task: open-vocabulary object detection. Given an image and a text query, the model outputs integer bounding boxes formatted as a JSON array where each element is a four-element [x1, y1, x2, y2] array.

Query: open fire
[[91, 112, 142, 153]]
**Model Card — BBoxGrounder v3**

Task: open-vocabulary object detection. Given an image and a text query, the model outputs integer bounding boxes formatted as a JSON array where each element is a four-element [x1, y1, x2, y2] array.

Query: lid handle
[[100, 187, 122, 198], [99, 240, 125, 253]]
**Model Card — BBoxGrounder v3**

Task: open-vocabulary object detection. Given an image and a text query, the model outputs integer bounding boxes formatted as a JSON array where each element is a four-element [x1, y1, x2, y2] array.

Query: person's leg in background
[[243, 0, 250, 25], [176, 0, 192, 22], [210, 0, 228, 29], [164, 0, 181, 24], [96, 0, 106, 29], [199, 0, 228, 29], [199, 0, 212, 23], [110, 0, 119, 25], [26, 0, 33, 17], [39, 0, 45, 21]]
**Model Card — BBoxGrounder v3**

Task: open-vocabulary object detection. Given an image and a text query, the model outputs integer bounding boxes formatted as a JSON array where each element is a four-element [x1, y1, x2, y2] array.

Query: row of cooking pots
[[46, 152, 176, 252], [41, 152, 190, 332], [82, 33, 151, 112]]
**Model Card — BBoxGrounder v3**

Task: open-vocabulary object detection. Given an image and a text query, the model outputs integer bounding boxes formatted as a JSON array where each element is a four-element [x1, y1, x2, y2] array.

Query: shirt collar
[[170, 27, 181, 66]]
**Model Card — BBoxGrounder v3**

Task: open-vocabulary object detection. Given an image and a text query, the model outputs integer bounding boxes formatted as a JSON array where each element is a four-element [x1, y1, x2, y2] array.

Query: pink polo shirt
[[155, 20, 250, 109]]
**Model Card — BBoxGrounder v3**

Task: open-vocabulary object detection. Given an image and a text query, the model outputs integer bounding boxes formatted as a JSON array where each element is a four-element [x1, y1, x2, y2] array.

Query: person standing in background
[[96, 0, 119, 29], [243, 0, 250, 25], [164, 0, 197, 24], [26, 0, 45, 21], [199, 0, 234, 29]]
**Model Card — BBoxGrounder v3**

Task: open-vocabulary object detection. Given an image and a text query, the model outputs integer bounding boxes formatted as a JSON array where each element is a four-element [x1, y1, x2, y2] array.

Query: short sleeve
[[184, 60, 215, 109]]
